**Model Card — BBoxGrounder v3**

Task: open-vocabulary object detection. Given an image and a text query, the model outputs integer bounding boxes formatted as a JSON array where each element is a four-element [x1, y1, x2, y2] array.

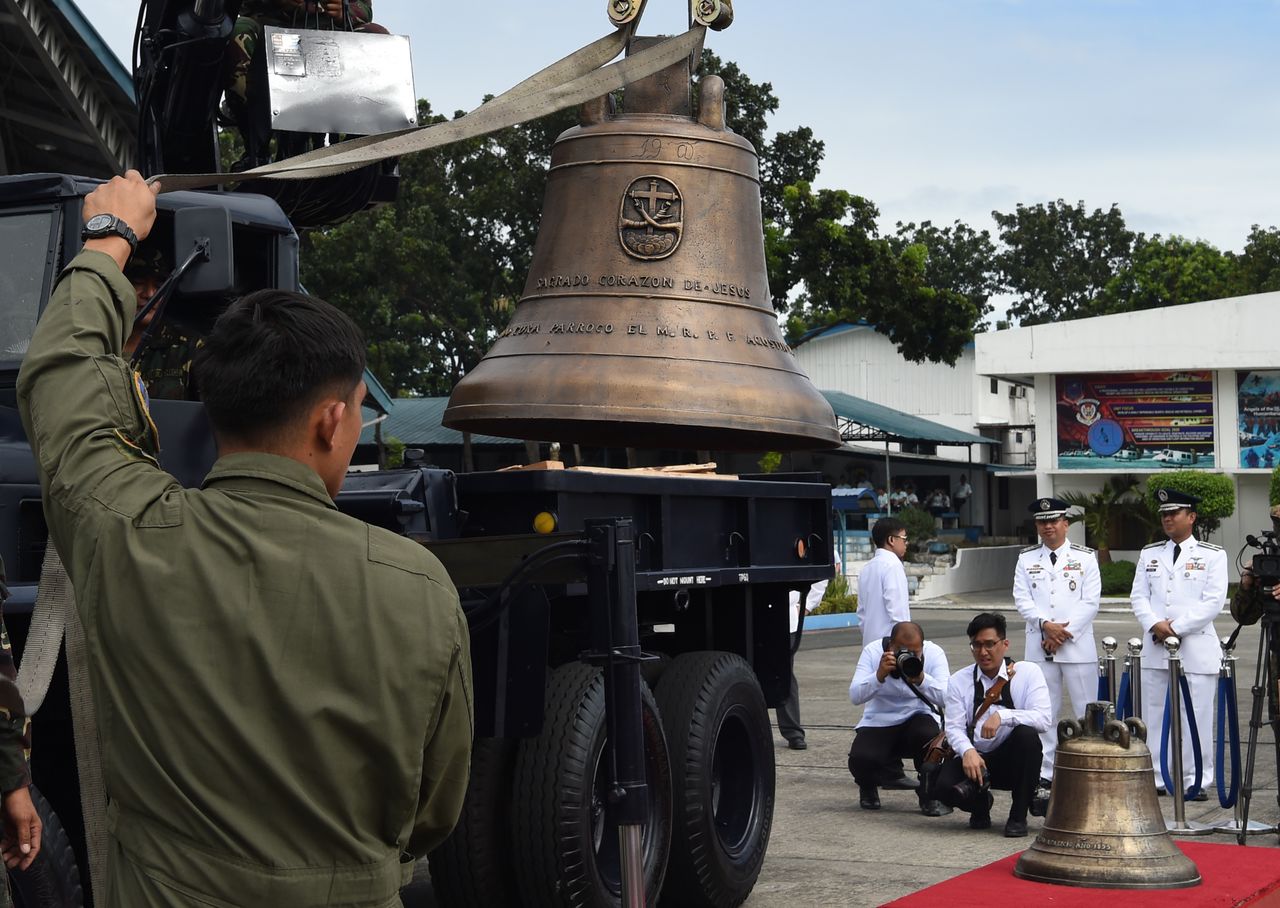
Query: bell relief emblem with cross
[[619, 175, 684, 260]]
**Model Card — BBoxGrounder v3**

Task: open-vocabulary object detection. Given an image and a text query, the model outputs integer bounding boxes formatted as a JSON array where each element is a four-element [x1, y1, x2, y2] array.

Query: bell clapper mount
[[608, 0, 734, 31]]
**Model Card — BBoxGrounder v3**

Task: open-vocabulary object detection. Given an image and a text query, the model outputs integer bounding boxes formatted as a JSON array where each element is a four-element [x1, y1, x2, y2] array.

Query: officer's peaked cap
[[1155, 488, 1200, 513], [1030, 497, 1071, 520]]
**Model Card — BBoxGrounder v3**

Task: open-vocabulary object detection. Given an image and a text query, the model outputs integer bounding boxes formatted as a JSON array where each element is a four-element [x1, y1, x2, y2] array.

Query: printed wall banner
[[1237, 371, 1280, 469], [1056, 372, 1215, 470]]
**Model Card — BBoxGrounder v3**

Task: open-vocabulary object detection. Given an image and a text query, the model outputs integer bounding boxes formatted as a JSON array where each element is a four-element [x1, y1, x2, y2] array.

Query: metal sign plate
[[264, 27, 416, 135]]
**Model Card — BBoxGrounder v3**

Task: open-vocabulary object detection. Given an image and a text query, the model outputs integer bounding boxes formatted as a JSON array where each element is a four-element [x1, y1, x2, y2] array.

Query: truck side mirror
[[173, 207, 234, 295]]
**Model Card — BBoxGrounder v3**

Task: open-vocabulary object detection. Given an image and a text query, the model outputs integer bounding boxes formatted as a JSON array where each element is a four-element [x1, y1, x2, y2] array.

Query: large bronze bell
[[1014, 702, 1200, 889], [443, 44, 840, 451]]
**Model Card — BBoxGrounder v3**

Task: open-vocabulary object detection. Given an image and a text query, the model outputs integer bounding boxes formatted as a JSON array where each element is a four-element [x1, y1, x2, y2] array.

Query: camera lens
[[896, 648, 924, 679]]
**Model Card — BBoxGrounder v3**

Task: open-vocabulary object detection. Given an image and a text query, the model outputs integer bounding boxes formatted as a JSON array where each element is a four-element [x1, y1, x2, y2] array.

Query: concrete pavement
[[407, 592, 1280, 907], [750, 599, 1280, 907]]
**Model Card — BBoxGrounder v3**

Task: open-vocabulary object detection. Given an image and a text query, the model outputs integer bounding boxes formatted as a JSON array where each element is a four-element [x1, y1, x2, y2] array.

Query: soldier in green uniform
[[17, 172, 472, 907], [0, 560, 41, 900], [124, 245, 202, 401]]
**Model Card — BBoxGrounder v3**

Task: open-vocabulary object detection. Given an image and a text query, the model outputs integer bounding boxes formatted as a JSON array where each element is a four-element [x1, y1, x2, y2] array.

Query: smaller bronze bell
[[1014, 702, 1200, 889]]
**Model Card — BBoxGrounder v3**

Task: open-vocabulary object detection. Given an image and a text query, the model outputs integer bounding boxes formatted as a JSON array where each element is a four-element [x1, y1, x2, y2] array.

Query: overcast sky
[[74, 0, 1280, 252]]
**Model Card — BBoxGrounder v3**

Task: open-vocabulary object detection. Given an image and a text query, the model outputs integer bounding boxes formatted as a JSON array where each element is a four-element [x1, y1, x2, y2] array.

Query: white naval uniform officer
[[1012, 496, 1101, 783], [1130, 488, 1226, 797]]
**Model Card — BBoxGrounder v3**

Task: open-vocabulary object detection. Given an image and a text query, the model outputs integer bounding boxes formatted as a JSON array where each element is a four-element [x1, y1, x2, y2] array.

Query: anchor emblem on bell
[[619, 175, 683, 260]]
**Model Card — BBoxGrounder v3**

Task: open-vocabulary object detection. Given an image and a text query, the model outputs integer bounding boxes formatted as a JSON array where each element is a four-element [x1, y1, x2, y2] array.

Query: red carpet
[[883, 841, 1280, 907]]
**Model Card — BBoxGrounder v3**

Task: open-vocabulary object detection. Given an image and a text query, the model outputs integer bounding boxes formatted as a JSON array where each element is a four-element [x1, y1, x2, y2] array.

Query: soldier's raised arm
[[16, 173, 179, 576]]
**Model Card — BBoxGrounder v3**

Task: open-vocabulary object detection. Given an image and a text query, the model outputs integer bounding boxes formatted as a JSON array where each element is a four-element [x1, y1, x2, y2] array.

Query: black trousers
[[847, 713, 940, 788], [775, 633, 804, 743], [933, 725, 1041, 822]]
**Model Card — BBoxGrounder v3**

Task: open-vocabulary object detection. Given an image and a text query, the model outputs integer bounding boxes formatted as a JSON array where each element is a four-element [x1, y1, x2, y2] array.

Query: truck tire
[[9, 785, 84, 908], [425, 737, 516, 908], [512, 663, 672, 908], [655, 652, 774, 908]]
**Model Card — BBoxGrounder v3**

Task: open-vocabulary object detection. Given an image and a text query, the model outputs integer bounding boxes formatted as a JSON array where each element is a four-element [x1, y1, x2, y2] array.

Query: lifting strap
[[15, 547, 108, 901], [151, 26, 705, 192]]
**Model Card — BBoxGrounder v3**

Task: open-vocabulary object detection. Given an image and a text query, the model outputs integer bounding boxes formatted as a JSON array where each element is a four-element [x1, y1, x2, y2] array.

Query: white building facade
[[976, 291, 1280, 575], [794, 322, 1034, 465]]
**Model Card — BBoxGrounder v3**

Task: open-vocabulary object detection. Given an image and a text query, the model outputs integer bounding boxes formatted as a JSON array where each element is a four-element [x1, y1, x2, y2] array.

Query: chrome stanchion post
[[1213, 635, 1274, 836], [1129, 637, 1143, 721], [1103, 636, 1119, 707], [1165, 636, 1213, 834]]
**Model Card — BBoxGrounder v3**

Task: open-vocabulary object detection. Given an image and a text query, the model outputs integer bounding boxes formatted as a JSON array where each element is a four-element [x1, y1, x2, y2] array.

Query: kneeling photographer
[[932, 613, 1051, 838], [847, 621, 951, 816]]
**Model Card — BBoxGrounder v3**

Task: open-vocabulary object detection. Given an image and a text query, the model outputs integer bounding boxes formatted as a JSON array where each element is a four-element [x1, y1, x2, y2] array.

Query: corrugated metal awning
[[358, 397, 523, 447], [821, 390, 997, 446]]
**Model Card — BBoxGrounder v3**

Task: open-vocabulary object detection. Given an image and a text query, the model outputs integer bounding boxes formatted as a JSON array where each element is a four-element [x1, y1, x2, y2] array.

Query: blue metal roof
[[50, 0, 136, 100], [362, 369, 395, 415], [821, 390, 996, 446], [359, 397, 522, 447]]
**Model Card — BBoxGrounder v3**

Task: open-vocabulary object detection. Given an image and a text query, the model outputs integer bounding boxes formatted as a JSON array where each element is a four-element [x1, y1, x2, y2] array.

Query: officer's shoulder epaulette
[[1141, 541, 1165, 551], [1070, 542, 1095, 554], [1198, 541, 1224, 551], [1020, 544, 1040, 554]]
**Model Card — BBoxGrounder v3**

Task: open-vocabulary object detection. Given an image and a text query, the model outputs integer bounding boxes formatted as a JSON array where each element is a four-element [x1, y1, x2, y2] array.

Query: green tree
[[893, 219, 997, 331], [757, 451, 783, 473], [1144, 472, 1236, 540], [780, 184, 979, 364], [1234, 225, 1280, 295], [301, 100, 577, 395], [992, 200, 1140, 325], [811, 574, 856, 615], [1059, 476, 1145, 564], [1095, 235, 1235, 315], [894, 506, 939, 546]]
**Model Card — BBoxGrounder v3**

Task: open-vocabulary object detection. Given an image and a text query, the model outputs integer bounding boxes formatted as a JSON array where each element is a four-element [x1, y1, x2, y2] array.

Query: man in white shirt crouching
[[848, 621, 951, 817], [932, 612, 1052, 838]]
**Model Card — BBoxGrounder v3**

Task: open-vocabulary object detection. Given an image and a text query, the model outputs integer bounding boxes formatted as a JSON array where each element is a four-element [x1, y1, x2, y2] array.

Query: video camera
[[1246, 531, 1280, 588]]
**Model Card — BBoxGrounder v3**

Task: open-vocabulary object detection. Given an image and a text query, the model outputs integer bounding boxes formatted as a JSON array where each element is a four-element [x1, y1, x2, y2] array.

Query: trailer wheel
[[9, 784, 84, 908], [655, 652, 774, 908], [425, 737, 516, 908], [512, 663, 671, 908]]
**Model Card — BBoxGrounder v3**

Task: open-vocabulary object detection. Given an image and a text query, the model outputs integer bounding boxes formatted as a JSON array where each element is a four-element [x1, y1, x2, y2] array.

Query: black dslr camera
[[891, 648, 925, 680], [949, 766, 991, 809]]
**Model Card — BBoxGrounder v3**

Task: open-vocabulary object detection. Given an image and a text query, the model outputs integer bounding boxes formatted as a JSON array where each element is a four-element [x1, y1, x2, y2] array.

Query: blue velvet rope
[[1117, 670, 1131, 720], [1097, 672, 1109, 702], [1160, 673, 1204, 800], [1216, 674, 1240, 808]]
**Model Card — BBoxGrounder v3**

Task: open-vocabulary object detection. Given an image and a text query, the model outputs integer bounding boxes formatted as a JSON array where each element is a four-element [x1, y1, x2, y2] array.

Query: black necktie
[[1050, 551, 1057, 566], [1172, 543, 1181, 565]]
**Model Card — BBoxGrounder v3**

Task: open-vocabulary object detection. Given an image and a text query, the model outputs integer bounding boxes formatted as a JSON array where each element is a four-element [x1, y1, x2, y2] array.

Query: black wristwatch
[[82, 213, 138, 255]]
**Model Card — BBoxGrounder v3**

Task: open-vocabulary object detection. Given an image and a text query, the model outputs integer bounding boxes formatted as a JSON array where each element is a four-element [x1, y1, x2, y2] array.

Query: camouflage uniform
[[136, 327, 202, 402], [224, 0, 378, 106], [18, 250, 473, 907], [124, 248, 201, 402], [0, 566, 31, 798], [0, 561, 29, 908]]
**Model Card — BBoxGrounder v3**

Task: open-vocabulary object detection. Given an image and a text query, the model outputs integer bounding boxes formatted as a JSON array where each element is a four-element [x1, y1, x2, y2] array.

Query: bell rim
[[1012, 864, 1201, 890], [442, 403, 842, 451]]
